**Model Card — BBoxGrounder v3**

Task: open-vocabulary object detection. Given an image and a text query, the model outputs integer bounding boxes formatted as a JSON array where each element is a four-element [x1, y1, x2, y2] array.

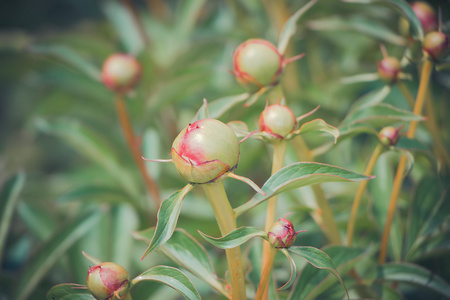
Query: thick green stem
[[255, 246, 277, 300], [347, 144, 384, 246], [291, 136, 342, 244], [202, 182, 247, 300]]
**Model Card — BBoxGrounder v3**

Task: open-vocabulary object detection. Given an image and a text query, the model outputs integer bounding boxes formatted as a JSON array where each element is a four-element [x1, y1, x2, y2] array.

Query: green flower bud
[[268, 215, 302, 248], [171, 119, 240, 184], [411, 2, 438, 33], [232, 39, 283, 91], [86, 262, 130, 300], [101, 54, 142, 94], [379, 126, 401, 146], [259, 104, 296, 140], [377, 57, 401, 84], [423, 31, 449, 61]]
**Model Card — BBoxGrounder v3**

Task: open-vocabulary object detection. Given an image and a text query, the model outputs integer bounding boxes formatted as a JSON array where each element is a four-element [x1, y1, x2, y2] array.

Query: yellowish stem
[[347, 144, 384, 246], [115, 96, 161, 207], [202, 182, 247, 300], [379, 57, 433, 264], [255, 246, 278, 300]]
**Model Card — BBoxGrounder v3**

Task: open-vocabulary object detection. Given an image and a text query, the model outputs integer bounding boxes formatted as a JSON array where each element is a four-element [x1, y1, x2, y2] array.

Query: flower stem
[[379, 56, 433, 264], [291, 136, 342, 245], [115, 95, 161, 208], [347, 143, 384, 246], [255, 246, 277, 300], [202, 182, 247, 300]]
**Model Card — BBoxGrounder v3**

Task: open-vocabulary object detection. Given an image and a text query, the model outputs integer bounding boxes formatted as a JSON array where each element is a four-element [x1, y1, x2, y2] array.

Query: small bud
[[171, 119, 240, 183], [377, 57, 401, 83], [86, 262, 130, 300], [379, 126, 401, 146], [411, 2, 438, 33], [232, 39, 284, 91], [423, 31, 449, 61], [102, 53, 142, 94], [268, 215, 301, 248], [259, 104, 296, 140]]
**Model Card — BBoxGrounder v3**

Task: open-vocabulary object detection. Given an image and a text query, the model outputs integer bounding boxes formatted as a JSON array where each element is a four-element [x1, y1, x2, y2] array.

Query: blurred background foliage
[[1, 0, 449, 299]]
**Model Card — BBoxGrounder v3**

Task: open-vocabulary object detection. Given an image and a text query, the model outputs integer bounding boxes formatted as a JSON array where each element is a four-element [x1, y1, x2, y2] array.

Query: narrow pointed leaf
[[198, 226, 267, 249], [14, 211, 101, 300], [193, 98, 209, 121], [395, 137, 429, 152], [288, 246, 349, 300], [342, 0, 423, 40], [278, 0, 319, 53], [131, 266, 201, 300], [81, 251, 102, 265], [142, 184, 193, 258], [46, 284, 94, 300], [133, 228, 228, 297], [348, 85, 391, 112], [279, 249, 297, 291], [376, 262, 450, 298], [0, 172, 25, 263], [291, 119, 339, 143], [341, 103, 424, 127], [340, 72, 380, 84], [207, 93, 250, 119], [234, 162, 373, 217], [227, 121, 251, 138]]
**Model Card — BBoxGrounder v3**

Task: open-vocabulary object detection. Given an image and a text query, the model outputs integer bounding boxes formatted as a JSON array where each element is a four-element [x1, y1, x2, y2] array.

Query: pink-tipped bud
[[411, 2, 438, 34], [379, 126, 401, 146], [377, 57, 401, 84], [259, 104, 296, 140], [171, 119, 240, 183], [232, 39, 284, 91], [101, 53, 142, 94], [423, 31, 449, 61], [267, 215, 300, 248], [86, 262, 130, 300]]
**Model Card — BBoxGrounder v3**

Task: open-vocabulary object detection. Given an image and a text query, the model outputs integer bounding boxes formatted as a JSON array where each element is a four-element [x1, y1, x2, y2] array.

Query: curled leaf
[[198, 226, 267, 249]]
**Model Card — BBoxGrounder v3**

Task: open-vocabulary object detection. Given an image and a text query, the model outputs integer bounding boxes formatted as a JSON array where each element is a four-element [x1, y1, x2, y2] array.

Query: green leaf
[[207, 93, 250, 119], [14, 211, 101, 300], [308, 16, 407, 46], [198, 226, 267, 249], [30, 45, 101, 81], [133, 228, 228, 297], [46, 284, 94, 300], [395, 137, 430, 152], [234, 162, 373, 216], [35, 118, 140, 199], [342, 0, 423, 40], [278, 0, 319, 54], [288, 246, 348, 299], [0, 172, 25, 263], [131, 266, 201, 300], [348, 85, 391, 112], [376, 262, 450, 297], [341, 103, 424, 127], [81, 251, 102, 265], [340, 73, 380, 84], [279, 249, 297, 291], [174, 0, 207, 37], [290, 119, 339, 143], [338, 124, 378, 142], [141, 184, 193, 258]]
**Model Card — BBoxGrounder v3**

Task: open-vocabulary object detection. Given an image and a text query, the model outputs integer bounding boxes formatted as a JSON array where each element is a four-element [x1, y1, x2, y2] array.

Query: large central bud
[[171, 119, 240, 184]]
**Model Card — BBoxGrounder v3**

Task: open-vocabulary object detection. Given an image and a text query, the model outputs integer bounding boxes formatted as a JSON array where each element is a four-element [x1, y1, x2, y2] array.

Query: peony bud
[[268, 215, 301, 248], [171, 119, 240, 184], [86, 262, 130, 300], [259, 104, 296, 140], [411, 2, 438, 33], [377, 57, 401, 84], [423, 31, 449, 61], [379, 126, 401, 146], [232, 39, 284, 91], [101, 53, 142, 94]]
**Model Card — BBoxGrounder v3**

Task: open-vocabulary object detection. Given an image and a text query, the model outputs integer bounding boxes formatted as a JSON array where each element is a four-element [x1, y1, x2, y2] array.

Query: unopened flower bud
[[233, 39, 284, 91], [259, 104, 296, 140], [379, 126, 401, 146], [86, 262, 130, 300], [411, 2, 438, 33], [423, 31, 449, 61], [377, 57, 401, 83], [171, 119, 240, 183], [268, 215, 300, 248], [102, 53, 142, 94]]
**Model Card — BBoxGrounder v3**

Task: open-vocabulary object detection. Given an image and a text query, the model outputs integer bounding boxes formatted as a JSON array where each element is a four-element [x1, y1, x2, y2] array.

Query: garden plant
[[1, 0, 450, 299]]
